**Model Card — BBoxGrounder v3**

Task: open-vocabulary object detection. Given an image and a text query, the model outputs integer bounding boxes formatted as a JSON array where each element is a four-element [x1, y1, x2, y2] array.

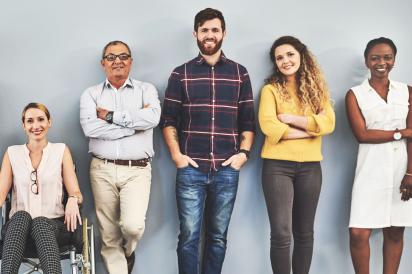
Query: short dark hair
[[364, 37, 397, 60], [194, 8, 225, 32], [102, 40, 131, 59], [22, 102, 51, 123]]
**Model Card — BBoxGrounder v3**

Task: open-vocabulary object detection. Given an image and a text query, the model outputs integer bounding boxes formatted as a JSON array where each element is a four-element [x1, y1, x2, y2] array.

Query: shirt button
[[210, 152, 213, 155], [212, 100, 215, 103], [212, 117, 215, 120]]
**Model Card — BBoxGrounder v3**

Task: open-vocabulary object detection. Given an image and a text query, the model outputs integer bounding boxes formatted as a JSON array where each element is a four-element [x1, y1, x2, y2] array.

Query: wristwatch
[[238, 149, 250, 159], [105, 111, 114, 124], [393, 128, 402, 141]]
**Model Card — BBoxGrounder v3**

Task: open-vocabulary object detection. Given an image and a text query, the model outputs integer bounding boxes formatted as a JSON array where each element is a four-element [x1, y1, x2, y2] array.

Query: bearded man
[[160, 8, 255, 274]]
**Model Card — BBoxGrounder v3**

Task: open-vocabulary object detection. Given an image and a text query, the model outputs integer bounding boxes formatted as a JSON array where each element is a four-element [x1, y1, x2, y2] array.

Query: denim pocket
[[228, 164, 240, 171], [177, 164, 190, 170]]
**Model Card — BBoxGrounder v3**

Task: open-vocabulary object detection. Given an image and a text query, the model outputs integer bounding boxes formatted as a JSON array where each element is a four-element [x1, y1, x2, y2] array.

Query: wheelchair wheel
[[82, 217, 90, 274]]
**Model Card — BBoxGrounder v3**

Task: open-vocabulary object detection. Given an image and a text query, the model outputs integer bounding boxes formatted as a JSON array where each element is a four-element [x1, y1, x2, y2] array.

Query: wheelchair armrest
[[0, 193, 11, 241]]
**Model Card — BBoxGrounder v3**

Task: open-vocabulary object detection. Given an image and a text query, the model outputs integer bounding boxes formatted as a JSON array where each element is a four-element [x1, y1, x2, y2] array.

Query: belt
[[94, 156, 150, 167]]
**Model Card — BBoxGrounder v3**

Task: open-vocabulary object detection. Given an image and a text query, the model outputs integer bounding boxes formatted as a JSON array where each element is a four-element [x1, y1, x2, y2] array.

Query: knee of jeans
[[120, 220, 146, 240], [206, 230, 228, 247], [179, 223, 200, 246]]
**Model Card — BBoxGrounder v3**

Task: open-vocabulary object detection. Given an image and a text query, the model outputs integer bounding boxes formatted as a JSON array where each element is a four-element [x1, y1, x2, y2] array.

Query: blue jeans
[[176, 165, 240, 274]]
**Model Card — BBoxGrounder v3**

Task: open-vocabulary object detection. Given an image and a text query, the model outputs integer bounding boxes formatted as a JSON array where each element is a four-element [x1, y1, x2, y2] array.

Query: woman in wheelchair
[[0, 102, 83, 274]]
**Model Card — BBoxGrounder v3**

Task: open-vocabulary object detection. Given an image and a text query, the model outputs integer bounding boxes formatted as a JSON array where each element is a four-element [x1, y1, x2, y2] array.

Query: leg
[[292, 162, 322, 274], [349, 227, 372, 274], [30, 216, 62, 274], [383, 226, 404, 274], [1, 211, 32, 274], [202, 166, 239, 274], [118, 164, 152, 256], [262, 160, 294, 274], [176, 166, 208, 274], [90, 158, 126, 274]]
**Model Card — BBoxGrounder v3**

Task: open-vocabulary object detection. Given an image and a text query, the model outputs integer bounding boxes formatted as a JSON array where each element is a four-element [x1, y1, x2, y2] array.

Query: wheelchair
[[0, 191, 95, 274]]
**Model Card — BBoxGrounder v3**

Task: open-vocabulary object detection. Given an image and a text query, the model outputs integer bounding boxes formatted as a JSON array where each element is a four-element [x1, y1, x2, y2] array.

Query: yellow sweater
[[258, 83, 335, 162]]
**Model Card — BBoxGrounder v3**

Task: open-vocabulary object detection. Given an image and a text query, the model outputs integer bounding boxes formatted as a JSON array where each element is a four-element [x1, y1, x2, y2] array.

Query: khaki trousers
[[90, 157, 152, 274]]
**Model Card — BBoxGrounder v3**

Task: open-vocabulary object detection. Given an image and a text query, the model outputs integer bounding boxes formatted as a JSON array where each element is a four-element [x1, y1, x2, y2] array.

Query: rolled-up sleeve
[[112, 83, 161, 130], [80, 88, 134, 140], [159, 71, 183, 129], [306, 100, 335, 136], [238, 69, 256, 133], [258, 85, 290, 144]]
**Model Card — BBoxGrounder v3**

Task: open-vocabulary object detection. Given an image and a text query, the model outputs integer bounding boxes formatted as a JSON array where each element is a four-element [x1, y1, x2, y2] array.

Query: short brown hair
[[22, 102, 51, 123], [194, 8, 225, 32]]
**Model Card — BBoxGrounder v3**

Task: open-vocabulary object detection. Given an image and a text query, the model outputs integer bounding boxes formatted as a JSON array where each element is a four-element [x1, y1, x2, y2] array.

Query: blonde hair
[[22, 102, 51, 123]]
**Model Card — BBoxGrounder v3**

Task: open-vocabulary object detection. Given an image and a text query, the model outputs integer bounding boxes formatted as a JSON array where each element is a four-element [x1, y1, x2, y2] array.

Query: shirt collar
[[363, 78, 396, 91], [105, 78, 133, 89], [195, 51, 228, 66]]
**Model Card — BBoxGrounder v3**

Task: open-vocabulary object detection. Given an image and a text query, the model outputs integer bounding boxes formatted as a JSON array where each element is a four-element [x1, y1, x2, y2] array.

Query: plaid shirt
[[160, 52, 255, 172]]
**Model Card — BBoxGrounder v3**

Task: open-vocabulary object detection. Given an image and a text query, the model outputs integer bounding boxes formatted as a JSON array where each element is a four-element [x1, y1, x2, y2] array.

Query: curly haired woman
[[258, 36, 335, 274]]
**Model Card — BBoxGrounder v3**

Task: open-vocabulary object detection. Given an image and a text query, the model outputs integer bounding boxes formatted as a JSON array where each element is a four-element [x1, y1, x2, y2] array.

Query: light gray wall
[[1, 0, 411, 273]]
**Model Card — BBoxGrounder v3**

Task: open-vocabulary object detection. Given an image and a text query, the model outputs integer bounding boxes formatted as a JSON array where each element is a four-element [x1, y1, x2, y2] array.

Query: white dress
[[349, 79, 412, 228]]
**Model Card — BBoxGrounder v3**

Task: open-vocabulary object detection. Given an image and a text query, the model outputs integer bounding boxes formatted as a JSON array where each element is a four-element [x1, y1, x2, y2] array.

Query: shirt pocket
[[360, 103, 387, 128], [392, 100, 409, 120]]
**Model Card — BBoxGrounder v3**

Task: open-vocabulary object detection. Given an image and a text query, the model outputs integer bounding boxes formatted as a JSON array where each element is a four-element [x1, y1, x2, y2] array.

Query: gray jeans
[[262, 159, 322, 274]]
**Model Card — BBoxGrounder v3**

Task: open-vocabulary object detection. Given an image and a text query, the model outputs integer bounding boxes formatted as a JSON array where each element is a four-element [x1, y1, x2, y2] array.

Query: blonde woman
[[258, 36, 335, 274], [0, 103, 83, 274]]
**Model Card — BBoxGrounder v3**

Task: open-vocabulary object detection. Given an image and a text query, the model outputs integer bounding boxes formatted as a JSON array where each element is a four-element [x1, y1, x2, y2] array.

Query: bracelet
[[238, 149, 250, 159], [68, 195, 79, 200], [405, 173, 412, 177]]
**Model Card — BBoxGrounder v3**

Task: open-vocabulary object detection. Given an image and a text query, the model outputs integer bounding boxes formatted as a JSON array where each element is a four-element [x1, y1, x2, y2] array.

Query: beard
[[197, 38, 223, 56]]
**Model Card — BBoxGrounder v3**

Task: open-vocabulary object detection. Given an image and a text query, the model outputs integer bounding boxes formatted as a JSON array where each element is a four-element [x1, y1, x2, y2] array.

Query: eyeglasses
[[103, 53, 131, 62], [30, 170, 39, 195]]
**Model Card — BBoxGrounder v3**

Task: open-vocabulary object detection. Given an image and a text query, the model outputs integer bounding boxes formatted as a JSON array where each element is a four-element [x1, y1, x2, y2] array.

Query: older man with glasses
[[80, 40, 161, 274]]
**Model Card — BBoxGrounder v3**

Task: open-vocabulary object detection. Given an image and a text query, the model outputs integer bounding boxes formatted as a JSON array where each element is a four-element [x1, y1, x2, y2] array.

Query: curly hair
[[266, 36, 330, 114]]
